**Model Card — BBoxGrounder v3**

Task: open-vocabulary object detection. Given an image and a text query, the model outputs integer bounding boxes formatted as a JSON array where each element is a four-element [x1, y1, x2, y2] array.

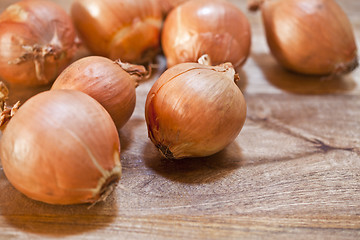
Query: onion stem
[[114, 59, 151, 87], [8, 44, 65, 82]]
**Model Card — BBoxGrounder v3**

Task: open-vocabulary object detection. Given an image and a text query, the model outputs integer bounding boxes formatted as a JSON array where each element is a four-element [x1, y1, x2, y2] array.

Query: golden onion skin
[[71, 0, 162, 63], [0, 90, 121, 205], [52, 56, 136, 129], [161, 0, 251, 68], [261, 0, 358, 75], [0, 0, 78, 86], [145, 62, 247, 159]]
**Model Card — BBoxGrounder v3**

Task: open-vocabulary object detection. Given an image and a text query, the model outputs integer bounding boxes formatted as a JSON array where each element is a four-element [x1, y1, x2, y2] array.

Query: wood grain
[[0, 0, 360, 239]]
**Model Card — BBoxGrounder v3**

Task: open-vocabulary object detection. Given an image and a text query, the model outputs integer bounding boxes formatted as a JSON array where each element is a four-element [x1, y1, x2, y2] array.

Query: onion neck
[[197, 54, 239, 83], [88, 150, 122, 208], [156, 142, 175, 159], [213, 62, 240, 84], [334, 56, 359, 75], [114, 59, 151, 87], [7, 31, 79, 84], [197, 54, 212, 66], [8, 43, 65, 83]]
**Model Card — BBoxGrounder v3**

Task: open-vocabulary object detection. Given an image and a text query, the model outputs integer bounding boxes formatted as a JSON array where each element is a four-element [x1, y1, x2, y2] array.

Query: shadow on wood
[[0, 169, 118, 236], [142, 141, 245, 184], [118, 117, 145, 153], [251, 53, 357, 95], [2, 81, 51, 106]]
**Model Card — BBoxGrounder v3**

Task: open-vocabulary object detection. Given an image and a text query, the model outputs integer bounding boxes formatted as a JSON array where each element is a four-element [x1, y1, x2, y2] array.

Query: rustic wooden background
[[0, 0, 359, 239]]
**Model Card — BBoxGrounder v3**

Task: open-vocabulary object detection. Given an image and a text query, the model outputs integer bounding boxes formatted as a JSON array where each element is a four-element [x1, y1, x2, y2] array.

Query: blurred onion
[[0, 0, 78, 86], [162, 0, 251, 68], [71, 0, 162, 63], [249, 0, 358, 75]]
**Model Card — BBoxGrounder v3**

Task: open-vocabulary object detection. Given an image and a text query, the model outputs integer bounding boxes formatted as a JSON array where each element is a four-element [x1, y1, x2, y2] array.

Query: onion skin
[[145, 61, 247, 159], [0, 0, 78, 86], [259, 0, 358, 75], [71, 0, 162, 63], [0, 90, 121, 205], [52, 56, 138, 129], [161, 0, 251, 68]]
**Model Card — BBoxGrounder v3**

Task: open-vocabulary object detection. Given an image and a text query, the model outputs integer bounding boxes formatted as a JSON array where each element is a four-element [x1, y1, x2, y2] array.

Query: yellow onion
[[161, 0, 251, 68], [249, 0, 358, 75], [52, 56, 149, 129], [145, 55, 247, 159], [71, 0, 162, 63], [0, 0, 78, 86], [0, 90, 121, 205]]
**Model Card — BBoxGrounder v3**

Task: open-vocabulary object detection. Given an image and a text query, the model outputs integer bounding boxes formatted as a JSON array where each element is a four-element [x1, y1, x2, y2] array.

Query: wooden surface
[[1, 0, 360, 239]]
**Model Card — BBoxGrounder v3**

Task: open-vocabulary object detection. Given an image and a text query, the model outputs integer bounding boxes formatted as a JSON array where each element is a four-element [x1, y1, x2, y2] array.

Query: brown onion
[[161, 0, 251, 68], [52, 56, 149, 129], [0, 0, 78, 86], [249, 0, 358, 75], [145, 55, 247, 159], [0, 90, 121, 205], [71, 0, 162, 63]]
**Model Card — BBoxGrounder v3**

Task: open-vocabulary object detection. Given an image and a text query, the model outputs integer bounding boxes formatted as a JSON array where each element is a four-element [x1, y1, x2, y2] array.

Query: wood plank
[[0, 0, 359, 239]]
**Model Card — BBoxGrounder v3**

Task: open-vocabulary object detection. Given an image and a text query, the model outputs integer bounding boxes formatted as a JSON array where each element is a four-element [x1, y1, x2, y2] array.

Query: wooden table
[[1, 0, 359, 239]]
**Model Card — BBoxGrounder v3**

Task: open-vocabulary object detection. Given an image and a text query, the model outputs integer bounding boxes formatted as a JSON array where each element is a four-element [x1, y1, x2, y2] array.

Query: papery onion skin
[[0, 0, 78, 86], [0, 90, 121, 205], [52, 56, 137, 129], [161, 0, 251, 68], [145, 61, 247, 159], [71, 0, 162, 63], [260, 0, 358, 75]]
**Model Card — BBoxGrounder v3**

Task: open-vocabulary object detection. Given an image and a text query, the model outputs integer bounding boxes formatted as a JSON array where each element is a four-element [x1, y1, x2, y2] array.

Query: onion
[[0, 0, 78, 86], [249, 0, 358, 75], [71, 0, 162, 63], [161, 0, 251, 68], [52, 56, 149, 129], [145, 55, 247, 159], [0, 90, 121, 205]]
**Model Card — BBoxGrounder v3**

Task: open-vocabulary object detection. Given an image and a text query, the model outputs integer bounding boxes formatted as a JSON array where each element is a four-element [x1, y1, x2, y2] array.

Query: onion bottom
[[334, 56, 359, 75], [87, 150, 122, 205], [155, 142, 175, 159]]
